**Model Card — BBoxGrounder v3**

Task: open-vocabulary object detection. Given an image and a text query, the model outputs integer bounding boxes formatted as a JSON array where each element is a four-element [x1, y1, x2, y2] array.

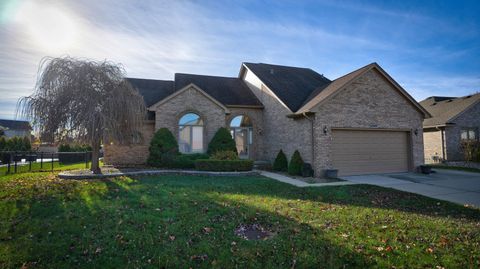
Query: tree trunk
[[90, 139, 101, 174]]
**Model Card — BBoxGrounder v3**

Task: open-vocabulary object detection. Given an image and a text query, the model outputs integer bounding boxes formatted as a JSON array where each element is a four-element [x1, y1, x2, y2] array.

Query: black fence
[[0, 151, 92, 176]]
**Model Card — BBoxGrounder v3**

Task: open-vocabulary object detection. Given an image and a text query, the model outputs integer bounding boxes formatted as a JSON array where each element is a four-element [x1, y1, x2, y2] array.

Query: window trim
[[460, 127, 478, 141]]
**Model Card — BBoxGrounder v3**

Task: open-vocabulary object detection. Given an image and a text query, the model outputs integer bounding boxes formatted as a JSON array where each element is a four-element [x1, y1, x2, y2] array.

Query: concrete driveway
[[341, 169, 480, 208]]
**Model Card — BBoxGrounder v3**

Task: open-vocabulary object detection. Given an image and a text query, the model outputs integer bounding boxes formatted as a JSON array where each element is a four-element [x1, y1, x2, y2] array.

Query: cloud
[[0, 0, 478, 119]]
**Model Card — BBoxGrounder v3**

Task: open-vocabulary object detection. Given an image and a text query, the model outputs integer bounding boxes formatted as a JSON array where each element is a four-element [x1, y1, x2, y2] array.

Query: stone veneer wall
[[444, 102, 480, 161], [242, 68, 313, 165], [312, 69, 425, 175], [103, 121, 155, 165], [423, 129, 444, 163]]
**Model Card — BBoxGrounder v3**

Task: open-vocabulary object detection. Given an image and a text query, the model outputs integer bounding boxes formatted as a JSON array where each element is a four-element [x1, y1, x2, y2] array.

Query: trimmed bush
[[195, 159, 253, 172], [58, 143, 92, 164], [0, 136, 6, 151], [288, 150, 304, 176], [0, 136, 32, 163], [273, 149, 288, 172], [207, 127, 237, 155], [147, 128, 179, 167], [172, 153, 210, 169], [58, 144, 91, 152], [211, 150, 238, 160]]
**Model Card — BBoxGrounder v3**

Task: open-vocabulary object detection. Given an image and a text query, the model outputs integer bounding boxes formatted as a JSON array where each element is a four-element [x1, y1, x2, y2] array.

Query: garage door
[[332, 130, 409, 176]]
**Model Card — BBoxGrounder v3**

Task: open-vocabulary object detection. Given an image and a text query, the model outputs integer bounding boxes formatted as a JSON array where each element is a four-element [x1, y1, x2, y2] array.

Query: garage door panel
[[332, 130, 409, 176]]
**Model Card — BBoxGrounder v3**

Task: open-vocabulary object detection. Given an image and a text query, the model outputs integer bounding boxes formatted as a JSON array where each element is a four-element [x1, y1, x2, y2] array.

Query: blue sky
[[0, 0, 479, 119]]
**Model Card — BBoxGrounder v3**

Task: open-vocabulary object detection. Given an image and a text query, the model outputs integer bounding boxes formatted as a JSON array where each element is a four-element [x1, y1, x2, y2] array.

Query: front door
[[231, 127, 252, 159]]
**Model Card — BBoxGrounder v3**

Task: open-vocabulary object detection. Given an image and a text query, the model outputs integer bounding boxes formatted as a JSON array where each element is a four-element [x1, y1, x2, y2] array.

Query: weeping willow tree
[[18, 56, 146, 174]]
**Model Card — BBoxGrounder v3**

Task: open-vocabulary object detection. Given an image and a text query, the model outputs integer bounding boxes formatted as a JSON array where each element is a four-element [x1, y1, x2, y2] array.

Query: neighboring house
[[104, 62, 430, 176], [0, 119, 32, 139], [420, 93, 480, 163]]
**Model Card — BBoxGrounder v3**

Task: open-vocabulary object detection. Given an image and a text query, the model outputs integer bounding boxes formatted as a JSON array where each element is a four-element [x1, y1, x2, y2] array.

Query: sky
[[0, 0, 479, 119]]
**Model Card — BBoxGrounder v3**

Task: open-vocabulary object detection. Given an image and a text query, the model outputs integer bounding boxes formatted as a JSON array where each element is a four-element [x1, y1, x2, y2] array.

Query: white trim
[[148, 83, 230, 113]]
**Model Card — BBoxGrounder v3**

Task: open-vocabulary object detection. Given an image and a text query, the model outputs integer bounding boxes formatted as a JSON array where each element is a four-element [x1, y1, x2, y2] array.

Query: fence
[[0, 151, 92, 176]]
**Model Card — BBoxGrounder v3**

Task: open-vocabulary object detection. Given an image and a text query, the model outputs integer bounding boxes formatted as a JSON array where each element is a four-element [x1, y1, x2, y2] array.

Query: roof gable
[[296, 63, 430, 118], [420, 93, 480, 127], [243, 62, 331, 112], [149, 83, 229, 113]]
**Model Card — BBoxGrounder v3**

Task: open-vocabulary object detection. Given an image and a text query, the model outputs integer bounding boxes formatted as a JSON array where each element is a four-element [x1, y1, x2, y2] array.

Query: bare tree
[[18, 56, 146, 174]]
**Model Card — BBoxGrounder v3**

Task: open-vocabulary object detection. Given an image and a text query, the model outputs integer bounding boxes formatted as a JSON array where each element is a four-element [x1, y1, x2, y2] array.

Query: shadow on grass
[[1, 174, 479, 268], [0, 174, 372, 268]]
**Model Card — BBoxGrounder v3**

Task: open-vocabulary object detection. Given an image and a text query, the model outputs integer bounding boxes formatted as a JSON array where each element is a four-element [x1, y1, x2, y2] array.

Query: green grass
[[0, 172, 479, 268], [431, 164, 480, 173], [0, 161, 99, 176]]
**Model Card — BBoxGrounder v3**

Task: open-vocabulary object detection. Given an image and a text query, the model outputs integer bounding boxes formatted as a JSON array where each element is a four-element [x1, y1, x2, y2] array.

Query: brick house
[[420, 93, 480, 163], [0, 119, 32, 139], [104, 62, 430, 176]]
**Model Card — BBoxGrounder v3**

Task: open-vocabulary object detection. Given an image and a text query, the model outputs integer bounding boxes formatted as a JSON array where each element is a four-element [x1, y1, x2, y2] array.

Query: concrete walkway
[[341, 169, 480, 208], [259, 171, 359, 187]]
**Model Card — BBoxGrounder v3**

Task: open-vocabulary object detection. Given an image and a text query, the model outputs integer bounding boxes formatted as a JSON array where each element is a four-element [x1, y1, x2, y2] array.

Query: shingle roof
[[420, 93, 480, 127], [243, 62, 331, 111], [0, 119, 31, 131], [297, 63, 373, 114], [126, 78, 175, 107], [174, 73, 263, 107]]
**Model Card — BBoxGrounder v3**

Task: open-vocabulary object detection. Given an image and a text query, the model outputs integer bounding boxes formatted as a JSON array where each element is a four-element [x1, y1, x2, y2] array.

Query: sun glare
[[15, 1, 77, 52]]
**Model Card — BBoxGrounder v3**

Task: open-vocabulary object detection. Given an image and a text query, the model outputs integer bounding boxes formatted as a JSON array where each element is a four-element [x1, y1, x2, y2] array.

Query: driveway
[[341, 169, 480, 208]]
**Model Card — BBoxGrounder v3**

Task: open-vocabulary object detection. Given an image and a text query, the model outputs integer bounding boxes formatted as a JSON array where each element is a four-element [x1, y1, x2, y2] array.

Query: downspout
[[302, 112, 315, 165]]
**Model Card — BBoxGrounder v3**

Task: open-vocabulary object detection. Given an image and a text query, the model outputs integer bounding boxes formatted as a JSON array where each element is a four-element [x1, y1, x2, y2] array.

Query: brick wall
[[423, 130, 444, 163], [444, 102, 480, 161], [103, 121, 155, 165], [242, 68, 313, 164], [312, 69, 425, 174]]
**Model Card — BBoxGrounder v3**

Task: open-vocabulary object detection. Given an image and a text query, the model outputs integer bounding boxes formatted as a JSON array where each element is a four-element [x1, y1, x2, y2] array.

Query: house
[[420, 93, 480, 163], [0, 119, 32, 139], [104, 62, 430, 176]]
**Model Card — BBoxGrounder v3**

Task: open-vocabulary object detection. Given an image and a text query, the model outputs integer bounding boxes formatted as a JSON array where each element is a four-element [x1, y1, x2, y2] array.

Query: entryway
[[230, 115, 253, 159]]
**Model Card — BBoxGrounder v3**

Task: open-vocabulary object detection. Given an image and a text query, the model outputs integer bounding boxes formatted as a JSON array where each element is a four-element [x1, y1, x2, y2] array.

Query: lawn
[[0, 161, 98, 176], [431, 164, 480, 173], [0, 172, 479, 268]]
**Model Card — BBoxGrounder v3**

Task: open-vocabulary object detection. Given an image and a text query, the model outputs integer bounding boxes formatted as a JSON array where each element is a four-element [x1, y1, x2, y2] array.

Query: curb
[[58, 169, 259, 179]]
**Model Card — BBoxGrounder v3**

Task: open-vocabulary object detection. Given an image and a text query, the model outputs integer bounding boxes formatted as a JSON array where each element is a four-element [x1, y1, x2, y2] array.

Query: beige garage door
[[332, 130, 409, 176]]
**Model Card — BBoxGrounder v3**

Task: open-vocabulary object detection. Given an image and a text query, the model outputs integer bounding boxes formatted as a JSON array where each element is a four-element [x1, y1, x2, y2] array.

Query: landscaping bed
[[0, 171, 479, 268]]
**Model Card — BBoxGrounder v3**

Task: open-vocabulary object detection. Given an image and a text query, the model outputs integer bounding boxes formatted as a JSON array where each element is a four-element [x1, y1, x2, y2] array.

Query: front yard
[[0, 172, 479, 268]]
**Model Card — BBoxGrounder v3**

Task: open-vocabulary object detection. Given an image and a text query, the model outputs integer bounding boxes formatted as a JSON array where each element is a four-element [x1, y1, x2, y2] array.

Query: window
[[230, 115, 253, 158], [461, 128, 477, 141], [178, 113, 204, 153]]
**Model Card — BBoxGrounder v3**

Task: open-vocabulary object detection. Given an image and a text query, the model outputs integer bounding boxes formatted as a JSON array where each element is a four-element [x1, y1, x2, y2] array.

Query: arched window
[[178, 113, 204, 153], [230, 115, 253, 159]]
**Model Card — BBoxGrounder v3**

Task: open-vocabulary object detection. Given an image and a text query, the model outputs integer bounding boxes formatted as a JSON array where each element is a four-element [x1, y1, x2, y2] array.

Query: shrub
[[172, 153, 210, 169], [207, 127, 237, 155], [273, 150, 288, 172], [461, 141, 480, 162], [58, 144, 92, 152], [147, 128, 179, 167], [194, 159, 253, 172], [211, 150, 238, 160], [0, 136, 6, 151], [288, 150, 304, 176], [0, 136, 32, 163]]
